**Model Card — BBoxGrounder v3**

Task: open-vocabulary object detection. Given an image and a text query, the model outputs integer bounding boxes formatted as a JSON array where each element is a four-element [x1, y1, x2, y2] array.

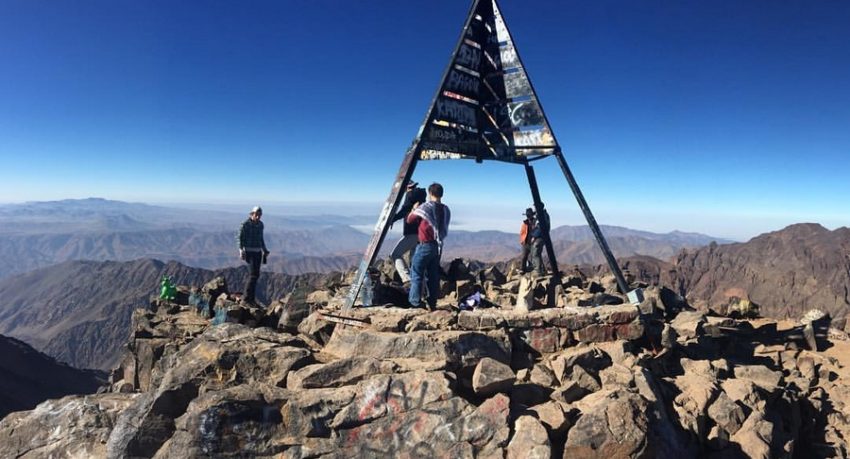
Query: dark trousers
[[520, 242, 532, 272], [243, 251, 262, 302], [532, 238, 546, 275]]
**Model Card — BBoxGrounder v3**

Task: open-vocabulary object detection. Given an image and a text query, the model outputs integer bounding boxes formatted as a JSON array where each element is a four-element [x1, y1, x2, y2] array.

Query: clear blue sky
[[1, 0, 848, 239]]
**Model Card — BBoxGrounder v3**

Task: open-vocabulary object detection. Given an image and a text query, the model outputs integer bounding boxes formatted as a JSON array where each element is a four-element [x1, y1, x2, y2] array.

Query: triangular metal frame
[[344, 0, 628, 309]]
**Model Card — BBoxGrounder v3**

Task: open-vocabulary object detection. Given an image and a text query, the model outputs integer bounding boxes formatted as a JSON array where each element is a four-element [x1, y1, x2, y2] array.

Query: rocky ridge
[[662, 223, 850, 320], [2, 262, 850, 458], [0, 334, 104, 419]]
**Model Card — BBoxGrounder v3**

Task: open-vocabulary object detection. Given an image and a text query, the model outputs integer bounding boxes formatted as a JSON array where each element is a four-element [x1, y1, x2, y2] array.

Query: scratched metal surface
[[418, 0, 558, 162]]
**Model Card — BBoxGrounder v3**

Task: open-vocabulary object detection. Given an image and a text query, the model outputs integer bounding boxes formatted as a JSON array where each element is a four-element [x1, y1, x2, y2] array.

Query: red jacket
[[406, 213, 437, 243]]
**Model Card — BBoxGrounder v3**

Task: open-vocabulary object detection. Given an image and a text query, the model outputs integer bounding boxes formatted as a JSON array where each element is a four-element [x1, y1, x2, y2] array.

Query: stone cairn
[[1, 258, 849, 458]]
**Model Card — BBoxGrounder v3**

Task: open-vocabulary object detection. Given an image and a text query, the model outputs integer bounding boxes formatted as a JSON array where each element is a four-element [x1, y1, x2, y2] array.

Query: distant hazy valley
[[0, 198, 729, 280]]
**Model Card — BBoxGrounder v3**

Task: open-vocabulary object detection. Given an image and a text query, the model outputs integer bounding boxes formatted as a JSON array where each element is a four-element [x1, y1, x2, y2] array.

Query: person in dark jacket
[[519, 207, 535, 273], [390, 181, 428, 284], [238, 206, 269, 305], [406, 183, 451, 310], [531, 203, 550, 276]]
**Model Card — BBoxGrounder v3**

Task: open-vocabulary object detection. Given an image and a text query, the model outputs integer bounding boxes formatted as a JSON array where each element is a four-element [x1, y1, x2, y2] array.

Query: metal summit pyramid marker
[[418, 0, 556, 162], [344, 0, 632, 309]]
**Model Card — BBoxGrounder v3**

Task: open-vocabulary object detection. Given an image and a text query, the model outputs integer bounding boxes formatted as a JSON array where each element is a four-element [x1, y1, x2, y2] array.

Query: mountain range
[[0, 198, 728, 279], [0, 223, 846, 375], [663, 223, 850, 320]]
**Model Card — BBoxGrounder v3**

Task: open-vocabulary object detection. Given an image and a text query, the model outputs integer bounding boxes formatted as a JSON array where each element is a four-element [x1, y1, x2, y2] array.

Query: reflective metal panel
[[416, 0, 558, 162]]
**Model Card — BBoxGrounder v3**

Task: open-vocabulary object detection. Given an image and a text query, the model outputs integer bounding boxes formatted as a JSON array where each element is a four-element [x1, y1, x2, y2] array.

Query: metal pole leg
[[344, 147, 420, 309], [554, 150, 630, 294]]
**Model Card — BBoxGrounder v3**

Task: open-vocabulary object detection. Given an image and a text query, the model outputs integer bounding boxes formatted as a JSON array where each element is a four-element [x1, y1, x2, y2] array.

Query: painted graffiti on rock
[[340, 374, 500, 456], [344, 396, 503, 457]]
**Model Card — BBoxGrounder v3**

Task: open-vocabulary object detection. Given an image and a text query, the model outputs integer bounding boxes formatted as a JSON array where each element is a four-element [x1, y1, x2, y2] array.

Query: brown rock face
[[662, 224, 850, 319], [564, 389, 654, 458], [472, 357, 516, 396], [507, 415, 550, 459], [0, 394, 136, 458]]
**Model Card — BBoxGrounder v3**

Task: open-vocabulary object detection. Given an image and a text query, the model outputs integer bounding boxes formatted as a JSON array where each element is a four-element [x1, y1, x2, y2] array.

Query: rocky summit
[[1, 261, 850, 458]]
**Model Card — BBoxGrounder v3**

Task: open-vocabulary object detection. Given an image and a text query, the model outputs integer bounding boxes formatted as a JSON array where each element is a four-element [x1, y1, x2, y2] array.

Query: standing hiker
[[389, 181, 428, 285], [406, 183, 451, 311], [531, 202, 551, 276], [238, 206, 269, 305], [519, 207, 535, 273]]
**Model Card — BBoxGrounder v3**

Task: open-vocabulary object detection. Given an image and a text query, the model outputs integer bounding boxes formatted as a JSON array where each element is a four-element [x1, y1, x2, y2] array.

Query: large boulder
[[330, 371, 455, 430], [280, 386, 357, 441], [707, 391, 746, 436], [549, 346, 612, 384], [669, 311, 705, 340], [565, 389, 650, 458], [565, 389, 681, 458], [507, 415, 550, 459], [155, 385, 290, 458], [530, 401, 570, 435], [671, 372, 719, 439], [730, 411, 774, 459], [472, 357, 516, 396], [274, 284, 312, 333], [0, 394, 136, 459], [106, 325, 310, 458]]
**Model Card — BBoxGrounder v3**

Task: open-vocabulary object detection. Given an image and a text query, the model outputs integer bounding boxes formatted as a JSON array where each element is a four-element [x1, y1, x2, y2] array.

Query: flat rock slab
[[323, 327, 511, 370], [321, 305, 645, 346], [458, 305, 639, 331], [733, 365, 784, 391], [287, 357, 391, 389], [335, 307, 427, 332]]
